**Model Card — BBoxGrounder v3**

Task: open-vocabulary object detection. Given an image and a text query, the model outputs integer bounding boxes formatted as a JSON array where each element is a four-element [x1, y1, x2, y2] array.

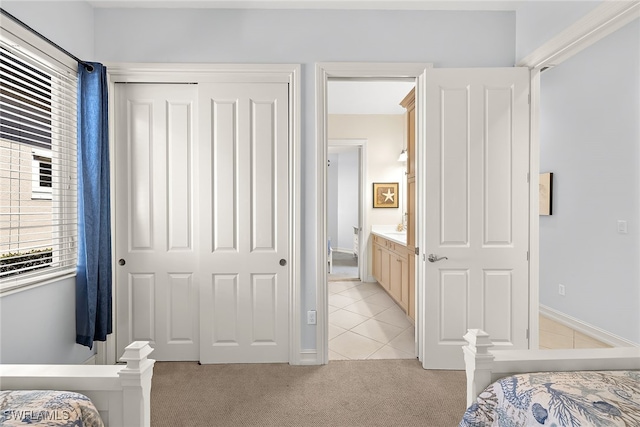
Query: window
[[32, 149, 53, 200], [0, 33, 78, 292]]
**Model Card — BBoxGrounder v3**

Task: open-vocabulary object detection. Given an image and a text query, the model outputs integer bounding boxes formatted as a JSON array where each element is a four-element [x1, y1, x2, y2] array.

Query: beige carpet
[[151, 359, 467, 426]]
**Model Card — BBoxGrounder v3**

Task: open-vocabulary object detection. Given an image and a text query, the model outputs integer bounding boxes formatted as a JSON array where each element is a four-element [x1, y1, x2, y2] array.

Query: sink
[[371, 227, 407, 244], [377, 231, 407, 244]]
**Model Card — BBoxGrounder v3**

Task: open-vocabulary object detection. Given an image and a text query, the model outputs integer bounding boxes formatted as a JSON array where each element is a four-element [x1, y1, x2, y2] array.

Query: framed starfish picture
[[373, 182, 399, 208]]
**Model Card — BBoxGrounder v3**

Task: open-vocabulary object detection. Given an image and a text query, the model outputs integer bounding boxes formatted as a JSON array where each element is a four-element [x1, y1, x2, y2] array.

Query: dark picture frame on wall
[[373, 182, 399, 208]]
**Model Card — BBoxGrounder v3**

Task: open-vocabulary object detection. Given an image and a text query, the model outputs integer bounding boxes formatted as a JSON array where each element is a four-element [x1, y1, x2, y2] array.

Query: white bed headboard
[[0, 341, 155, 427]]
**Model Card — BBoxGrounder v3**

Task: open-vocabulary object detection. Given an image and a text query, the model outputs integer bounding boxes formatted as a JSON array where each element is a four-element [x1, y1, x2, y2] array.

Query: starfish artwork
[[382, 188, 395, 202], [373, 183, 399, 208]]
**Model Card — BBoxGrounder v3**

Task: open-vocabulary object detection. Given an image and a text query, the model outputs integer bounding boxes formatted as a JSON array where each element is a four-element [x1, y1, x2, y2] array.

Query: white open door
[[114, 83, 200, 361], [422, 68, 530, 369], [198, 83, 290, 364]]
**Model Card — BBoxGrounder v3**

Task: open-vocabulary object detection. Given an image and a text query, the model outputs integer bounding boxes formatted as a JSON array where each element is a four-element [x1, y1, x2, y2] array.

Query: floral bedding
[[460, 370, 640, 427], [0, 390, 104, 427]]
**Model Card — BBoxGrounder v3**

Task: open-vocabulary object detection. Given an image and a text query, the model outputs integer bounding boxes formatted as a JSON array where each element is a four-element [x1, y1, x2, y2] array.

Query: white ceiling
[[88, 0, 521, 10], [328, 80, 415, 115]]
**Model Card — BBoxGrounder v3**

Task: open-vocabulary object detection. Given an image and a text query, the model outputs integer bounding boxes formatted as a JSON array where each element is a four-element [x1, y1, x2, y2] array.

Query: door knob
[[427, 254, 448, 263], [118, 259, 126, 266], [279, 259, 287, 266]]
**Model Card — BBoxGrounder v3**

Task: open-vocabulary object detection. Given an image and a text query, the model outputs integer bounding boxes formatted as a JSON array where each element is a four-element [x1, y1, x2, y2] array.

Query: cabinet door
[[400, 255, 409, 311], [389, 255, 402, 303], [380, 247, 391, 290], [372, 243, 382, 282]]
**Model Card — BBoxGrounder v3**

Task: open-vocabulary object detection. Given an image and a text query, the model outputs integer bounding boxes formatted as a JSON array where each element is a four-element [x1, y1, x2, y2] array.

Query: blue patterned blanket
[[0, 390, 104, 427], [460, 370, 640, 427]]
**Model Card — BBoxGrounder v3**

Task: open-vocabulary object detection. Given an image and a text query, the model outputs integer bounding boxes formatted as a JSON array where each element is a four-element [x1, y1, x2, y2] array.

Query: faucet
[[396, 212, 408, 232]]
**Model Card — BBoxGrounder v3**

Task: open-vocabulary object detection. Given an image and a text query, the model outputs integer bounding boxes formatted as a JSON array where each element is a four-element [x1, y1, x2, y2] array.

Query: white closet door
[[423, 68, 530, 369], [114, 83, 200, 361], [198, 83, 290, 364]]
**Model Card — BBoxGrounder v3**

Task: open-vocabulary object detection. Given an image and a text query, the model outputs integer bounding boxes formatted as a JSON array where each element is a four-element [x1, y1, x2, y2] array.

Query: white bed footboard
[[0, 341, 155, 427], [463, 329, 640, 406]]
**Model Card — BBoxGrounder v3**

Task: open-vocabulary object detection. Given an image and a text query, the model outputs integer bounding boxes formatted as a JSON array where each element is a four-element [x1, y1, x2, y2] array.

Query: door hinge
[[526, 328, 530, 339], [526, 251, 529, 261], [528, 94, 531, 104], [527, 172, 530, 183], [415, 247, 420, 256]]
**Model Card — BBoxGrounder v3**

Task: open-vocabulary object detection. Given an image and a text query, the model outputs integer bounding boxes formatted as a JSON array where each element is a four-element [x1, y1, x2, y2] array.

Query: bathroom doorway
[[326, 79, 417, 361]]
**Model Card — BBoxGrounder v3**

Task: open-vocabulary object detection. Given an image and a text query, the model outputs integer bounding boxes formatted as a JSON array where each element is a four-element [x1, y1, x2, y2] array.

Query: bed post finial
[[462, 329, 495, 407], [118, 341, 155, 427]]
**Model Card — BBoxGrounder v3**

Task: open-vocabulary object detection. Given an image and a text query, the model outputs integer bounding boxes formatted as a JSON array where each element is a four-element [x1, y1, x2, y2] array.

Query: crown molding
[[518, 0, 640, 70], [88, 0, 519, 10]]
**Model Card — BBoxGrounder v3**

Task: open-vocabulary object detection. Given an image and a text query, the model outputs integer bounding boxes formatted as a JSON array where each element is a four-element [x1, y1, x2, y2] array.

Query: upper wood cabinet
[[400, 89, 416, 180], [400, 89, 415, 250], [400, 88, 416, 321]]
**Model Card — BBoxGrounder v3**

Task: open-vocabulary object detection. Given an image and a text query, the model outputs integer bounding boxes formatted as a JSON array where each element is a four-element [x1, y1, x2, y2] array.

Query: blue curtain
[[76, 62, 112, 349]]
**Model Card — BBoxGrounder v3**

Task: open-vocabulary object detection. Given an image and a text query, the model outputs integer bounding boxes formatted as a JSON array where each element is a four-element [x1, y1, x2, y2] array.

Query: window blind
[[0, 38, 78, 291]]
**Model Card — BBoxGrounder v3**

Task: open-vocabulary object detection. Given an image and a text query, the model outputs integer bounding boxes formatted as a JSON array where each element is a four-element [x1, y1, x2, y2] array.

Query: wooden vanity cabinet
[[372, 234, 409, 313], [372, 235, 390, 291]]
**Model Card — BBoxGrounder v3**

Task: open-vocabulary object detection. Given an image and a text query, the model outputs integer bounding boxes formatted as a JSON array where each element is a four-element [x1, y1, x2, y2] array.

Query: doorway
[[325, 79, 418, 361], [317, 63, 534, 370]]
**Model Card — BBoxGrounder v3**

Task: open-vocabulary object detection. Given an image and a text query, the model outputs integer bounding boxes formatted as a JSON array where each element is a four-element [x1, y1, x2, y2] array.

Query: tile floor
[[327, 277, 603, 359], [328, 280, 416, 360], [539, 315, 611, 350]]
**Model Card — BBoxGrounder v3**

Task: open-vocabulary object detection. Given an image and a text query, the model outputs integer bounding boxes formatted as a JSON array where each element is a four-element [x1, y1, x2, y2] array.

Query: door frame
[[102, 63, 301, 365], [316, 63, 432, 364], [328, 139, 367, 281]]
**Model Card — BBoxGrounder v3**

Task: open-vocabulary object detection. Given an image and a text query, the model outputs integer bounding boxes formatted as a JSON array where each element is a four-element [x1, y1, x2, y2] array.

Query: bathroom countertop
[[371, 225, 406, 246]]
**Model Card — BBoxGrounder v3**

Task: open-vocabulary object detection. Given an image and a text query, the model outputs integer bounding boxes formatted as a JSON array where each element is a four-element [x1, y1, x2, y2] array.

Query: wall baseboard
[[296, 350, 320, 365], [333, 248, 356, 255], [540, 305, 639, 348]]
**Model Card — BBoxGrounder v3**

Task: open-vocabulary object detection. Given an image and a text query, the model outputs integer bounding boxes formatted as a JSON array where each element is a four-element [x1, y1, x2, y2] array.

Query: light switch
[[617, 220, 628, 234]]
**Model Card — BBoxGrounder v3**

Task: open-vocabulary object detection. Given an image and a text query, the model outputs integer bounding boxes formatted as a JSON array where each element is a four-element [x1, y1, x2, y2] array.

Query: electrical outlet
[[558, 284, 565, 296], [307, 310, 317, 325], [618, 220, 628, 234]]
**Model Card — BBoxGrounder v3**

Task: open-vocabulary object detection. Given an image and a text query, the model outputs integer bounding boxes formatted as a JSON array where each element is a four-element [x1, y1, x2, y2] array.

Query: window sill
[[0, 271, 76, 297]]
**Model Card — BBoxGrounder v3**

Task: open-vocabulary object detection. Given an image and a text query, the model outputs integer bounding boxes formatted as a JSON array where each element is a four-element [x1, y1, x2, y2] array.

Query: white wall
[[93, 8, 515, 349], [0, 277, 95, 363], [2, 4, 517, 352], [2, 1, 95, 60], [95, 9, 515, 349], [1, 1, 96, 364], [327, 153, 339, 251], [515, 1, 601, 63], [329, 115, 405, 280], [7, 2, 631, 355], [336, 150, 359, 252], [539, 19, 640, 344], [327, 149, 359, 253]]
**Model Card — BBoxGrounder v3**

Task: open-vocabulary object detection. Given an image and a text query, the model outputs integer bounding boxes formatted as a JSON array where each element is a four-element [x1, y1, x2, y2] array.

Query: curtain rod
[[1, 8, 94, 72]]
